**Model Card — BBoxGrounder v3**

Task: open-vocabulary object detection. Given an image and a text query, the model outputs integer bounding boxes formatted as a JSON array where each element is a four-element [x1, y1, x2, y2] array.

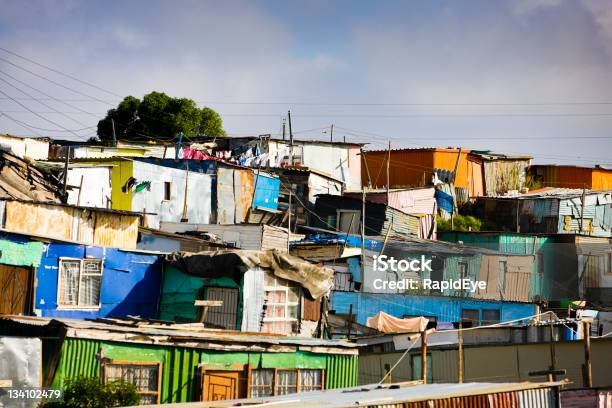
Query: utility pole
[[330, 124, 334, 143], [458, 321, 463, 383], [282, 118, 286, 141], [580, 184, 586, 234], [111, 119, 117, 146], [288, 110, 294, 165], [583, 320, 592, 387], [386, 141, 391, 203], [421, 330, 428, 384], [287, 187, 292, 252], [361, 183, 366, 286]]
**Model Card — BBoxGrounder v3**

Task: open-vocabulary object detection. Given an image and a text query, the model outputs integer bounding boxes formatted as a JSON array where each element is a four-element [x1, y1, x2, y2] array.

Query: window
[[202, 287, 239, 329], [337, 210, 360, 234], [261, 273, 300, 334], [250, 369, 274, 398], [250, 369, 323, 398], [461, 309, 480, 325], [58, 258, 103, 308], [276, 370, 297, 395], [164, 182, 171, 200], [103, 362, 161, 404], [482, 309, 500, 325], [498, 260, 507, 291]]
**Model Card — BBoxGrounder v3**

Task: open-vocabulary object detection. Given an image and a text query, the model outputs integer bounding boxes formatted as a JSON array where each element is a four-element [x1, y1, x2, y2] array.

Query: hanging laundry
[[121, 177, 138, 193], [134, 181, 152, 193]]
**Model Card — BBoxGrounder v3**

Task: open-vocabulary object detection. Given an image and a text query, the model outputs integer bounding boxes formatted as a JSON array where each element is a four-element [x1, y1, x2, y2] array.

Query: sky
[[0, 0, 611, 165]]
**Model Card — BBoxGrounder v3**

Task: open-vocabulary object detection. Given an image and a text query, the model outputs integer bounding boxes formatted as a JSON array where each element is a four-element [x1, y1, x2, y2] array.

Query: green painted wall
[[50, 338, 357, 403], [0, 239, 45, 267], [159, 265, 242, 328]]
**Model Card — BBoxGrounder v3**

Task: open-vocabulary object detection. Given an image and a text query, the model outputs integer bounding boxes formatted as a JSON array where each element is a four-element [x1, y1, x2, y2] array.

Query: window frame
[[101, 360, 162, 405], [249, 368, 324, 398], [261, 274, 301, 334], [481, 309, 501, 325], [461, 308, 480, 325], [57, 257, 103, 310], [336, 209, 361, 234]]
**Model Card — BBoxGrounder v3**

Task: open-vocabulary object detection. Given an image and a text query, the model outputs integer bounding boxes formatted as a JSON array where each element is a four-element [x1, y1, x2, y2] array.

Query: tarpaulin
[[164, 249, 334, 299], [366, 311, 428, 333], [434, 188, 454, 214]]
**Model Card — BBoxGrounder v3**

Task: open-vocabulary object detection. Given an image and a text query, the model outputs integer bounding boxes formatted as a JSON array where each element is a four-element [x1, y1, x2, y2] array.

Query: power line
[[197, 101, 612, 106], [0, 47, 123, 98], [0, 88, 89, 140]]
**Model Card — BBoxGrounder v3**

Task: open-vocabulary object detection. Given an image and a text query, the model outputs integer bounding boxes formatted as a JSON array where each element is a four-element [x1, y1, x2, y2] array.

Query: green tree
[[97, 91, 226, 142], [45, 376, 140, 408]]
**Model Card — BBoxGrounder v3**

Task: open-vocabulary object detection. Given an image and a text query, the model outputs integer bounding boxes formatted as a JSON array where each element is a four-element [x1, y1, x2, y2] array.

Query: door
[[0, 264, 32, 315], [201, 370, 246, 401], [202, 287, 239, 329]]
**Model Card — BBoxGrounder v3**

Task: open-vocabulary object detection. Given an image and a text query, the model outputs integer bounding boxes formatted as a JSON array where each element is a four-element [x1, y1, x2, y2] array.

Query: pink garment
[[366, 311, 428, 333], [181, 148, 218, 161]]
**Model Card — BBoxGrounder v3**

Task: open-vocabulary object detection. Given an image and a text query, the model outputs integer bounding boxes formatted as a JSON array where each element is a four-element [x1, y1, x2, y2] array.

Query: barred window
[[103, 362, 161, 405], [58, 258, 102, 308], [250, 369, 323, 398]]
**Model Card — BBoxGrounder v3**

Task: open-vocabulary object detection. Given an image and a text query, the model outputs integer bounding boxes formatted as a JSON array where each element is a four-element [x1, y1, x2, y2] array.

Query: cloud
[[512, 0, 563, 15], [582, 0, 612, 56]]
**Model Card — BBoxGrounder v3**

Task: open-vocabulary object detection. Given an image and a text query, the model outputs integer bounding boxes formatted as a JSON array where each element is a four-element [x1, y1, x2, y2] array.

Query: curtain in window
[[276, 370, 297, 395], [299, 369, 322, 392], [250, 369, 273, 398], [59, 261, 80, 305]]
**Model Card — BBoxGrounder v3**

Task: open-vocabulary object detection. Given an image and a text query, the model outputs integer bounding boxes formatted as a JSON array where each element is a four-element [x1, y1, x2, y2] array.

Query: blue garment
[[347, 257, 362, 284], [435, 189, 454, 213]]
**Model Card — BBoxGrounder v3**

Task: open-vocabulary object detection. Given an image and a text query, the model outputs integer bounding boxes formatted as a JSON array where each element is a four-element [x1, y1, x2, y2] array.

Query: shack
[[0, 230, 162, 319], [160, 249, 333, 337], [0, 316, 359, 404]]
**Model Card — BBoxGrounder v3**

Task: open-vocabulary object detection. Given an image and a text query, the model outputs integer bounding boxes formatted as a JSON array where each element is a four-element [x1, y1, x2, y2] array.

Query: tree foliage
[[97, 91, 226, 142], [44, 376, 140, 408]]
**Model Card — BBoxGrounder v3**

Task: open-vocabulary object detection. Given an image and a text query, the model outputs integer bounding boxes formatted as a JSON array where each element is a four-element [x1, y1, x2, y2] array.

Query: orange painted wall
[[592, 169, 612, 190], [362, 149, 435, 188], [362, 149, 474, 189], [538, 166, 593, 188]]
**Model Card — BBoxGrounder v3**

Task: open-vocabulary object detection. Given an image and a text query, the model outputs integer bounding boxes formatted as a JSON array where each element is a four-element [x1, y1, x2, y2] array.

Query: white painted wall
[[268, 141, 361, 190], [132, 161, 212, 229], [0, 135, 49, 160], [308, 173, 343, 204], [66, 166, 112, 208]]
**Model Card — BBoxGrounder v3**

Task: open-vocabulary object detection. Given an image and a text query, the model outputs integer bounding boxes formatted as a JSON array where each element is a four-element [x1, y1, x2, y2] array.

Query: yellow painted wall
[[432, 150, 471, 188], [79, 160, 134, 211], [592, 169, 612, 190]]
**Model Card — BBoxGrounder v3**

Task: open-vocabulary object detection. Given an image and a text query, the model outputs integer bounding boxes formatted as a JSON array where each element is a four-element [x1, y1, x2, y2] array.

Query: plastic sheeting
[[165, 249, 334, 299], [366, 311, 428, 333], [0, 337, 41, 408]]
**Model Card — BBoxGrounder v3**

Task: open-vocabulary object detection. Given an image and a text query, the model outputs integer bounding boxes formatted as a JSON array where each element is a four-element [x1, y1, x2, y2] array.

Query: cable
[[195, 100, 612, 107], [378, 337, 418, 384], [0, 46, 123, 98], [0, 88, 89, 140], [0, 112, 44, 137]]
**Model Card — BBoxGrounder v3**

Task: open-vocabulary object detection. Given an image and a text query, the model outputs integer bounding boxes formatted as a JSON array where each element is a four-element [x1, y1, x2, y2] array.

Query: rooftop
[[133, 380, 564, 407], [0, 315, 359, 353], [484, 187, 612, 200]]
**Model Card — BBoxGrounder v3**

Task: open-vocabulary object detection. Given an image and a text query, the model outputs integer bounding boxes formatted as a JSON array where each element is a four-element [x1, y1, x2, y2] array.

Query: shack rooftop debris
[[0, 315, 359, 354]]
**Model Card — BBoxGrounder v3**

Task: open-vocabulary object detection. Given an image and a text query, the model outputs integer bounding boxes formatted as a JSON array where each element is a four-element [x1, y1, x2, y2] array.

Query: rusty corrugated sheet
[[3, 201, 140, 249], [483, 160, 530, 196], [302, 297, 321, 321], [234, 168, 254, 223], [561, 388, 612, 408]]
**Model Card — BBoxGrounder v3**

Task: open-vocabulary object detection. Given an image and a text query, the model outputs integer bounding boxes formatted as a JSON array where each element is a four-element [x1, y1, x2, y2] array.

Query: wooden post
[[421, 330, 428, 384], [549, 321, 557, 382], [580, 185, 586, 234], [516, 200, 520, 233], [583, 320, 592, 387], [330, 124, 334, 143], [458, 321, 463, 383], [361, 185, 366, 283]]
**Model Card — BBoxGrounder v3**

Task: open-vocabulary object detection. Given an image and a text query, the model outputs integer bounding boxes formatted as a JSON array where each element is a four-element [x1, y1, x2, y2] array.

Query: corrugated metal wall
[[51, 338, 358, 404], [3, 201, 140, 249]]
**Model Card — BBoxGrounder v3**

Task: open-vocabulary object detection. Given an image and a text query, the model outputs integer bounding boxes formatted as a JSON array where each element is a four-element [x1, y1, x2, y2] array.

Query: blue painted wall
[[35, 241, 162, 319], [331, 291, 537, 325], [253, 173, 280, 210]]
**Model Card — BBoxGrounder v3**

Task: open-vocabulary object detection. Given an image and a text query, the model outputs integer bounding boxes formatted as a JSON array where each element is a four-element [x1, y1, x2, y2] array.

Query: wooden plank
[[194, 300, 224, 307]]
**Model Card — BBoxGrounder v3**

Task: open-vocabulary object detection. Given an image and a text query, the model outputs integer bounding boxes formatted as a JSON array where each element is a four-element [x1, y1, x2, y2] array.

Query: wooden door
[[201, 370, 244, 401], [0, 264, 32, 315]]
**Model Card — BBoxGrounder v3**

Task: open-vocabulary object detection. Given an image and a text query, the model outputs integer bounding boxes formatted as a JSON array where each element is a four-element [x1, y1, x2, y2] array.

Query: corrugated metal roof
[[487, 187, 612, 200], [133, 381, 564, 407], [0, 315, 359, 349]]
